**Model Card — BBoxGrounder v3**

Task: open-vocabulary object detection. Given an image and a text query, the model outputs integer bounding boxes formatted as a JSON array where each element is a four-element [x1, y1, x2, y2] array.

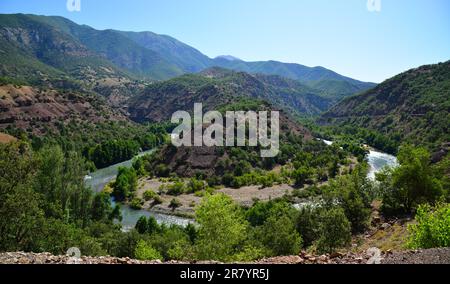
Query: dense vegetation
[[375, 145, 449, 216], [321, 61, 450, 154], [5, 121, 170, 170], [407, 202, 450, 249], [2, 138, 449, 261]]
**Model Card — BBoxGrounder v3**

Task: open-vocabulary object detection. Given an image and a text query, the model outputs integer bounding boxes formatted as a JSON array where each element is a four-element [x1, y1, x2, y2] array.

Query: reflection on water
[[84, 150, 192, 230]]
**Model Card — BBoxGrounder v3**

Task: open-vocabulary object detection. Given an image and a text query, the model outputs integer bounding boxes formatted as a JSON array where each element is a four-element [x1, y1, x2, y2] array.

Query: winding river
[[84, 150, 191, 231], [85, 141, 398, 230]]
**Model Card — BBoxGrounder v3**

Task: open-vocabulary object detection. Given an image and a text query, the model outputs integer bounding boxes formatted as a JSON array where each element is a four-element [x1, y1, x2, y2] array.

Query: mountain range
[[0, 14, 375, 100]]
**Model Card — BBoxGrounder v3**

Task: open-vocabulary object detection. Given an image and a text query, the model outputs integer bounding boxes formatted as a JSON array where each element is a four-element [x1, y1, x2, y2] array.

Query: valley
[[0, 11, 448, 266]]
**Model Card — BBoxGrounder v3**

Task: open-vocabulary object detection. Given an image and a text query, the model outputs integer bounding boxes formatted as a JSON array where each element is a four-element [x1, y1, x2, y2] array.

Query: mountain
[[0, 13, 374, 99], [210, 58, 376, 95], [215, 55, 242, 61], [128, 67, 337, 122], [0, 14, 129, 85], [120, 31, 211, 73], [321, 61, 450, 152], [5, 14, 183, 80]]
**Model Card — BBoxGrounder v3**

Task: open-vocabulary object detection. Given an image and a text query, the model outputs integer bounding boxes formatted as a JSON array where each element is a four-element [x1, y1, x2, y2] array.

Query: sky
[[0, 0, 449, 83]]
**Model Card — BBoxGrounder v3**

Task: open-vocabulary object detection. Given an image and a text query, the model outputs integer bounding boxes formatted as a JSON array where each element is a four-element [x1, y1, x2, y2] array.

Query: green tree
[[324, 168, 372, 233], [135, 216, 148, 234], [407, 203, 450, 249], [194, 194, 248, 261], [379, 145, 444, 215], [134, 240, 162, 261], [316, 207, 352, 254], [255, 215, 302, 256], [296, 206, 321, 247], [112, 167, 138, 201], [169, 198, 182, 211]]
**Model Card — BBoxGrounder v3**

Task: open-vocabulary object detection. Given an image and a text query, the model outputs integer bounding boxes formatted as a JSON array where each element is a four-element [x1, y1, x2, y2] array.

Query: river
[[84, 150, 192, 231], [318, 139, 398, 179], [86, 141, 398, 230]]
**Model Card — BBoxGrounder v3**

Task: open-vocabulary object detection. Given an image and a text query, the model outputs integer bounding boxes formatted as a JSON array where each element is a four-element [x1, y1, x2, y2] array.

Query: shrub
[[315, 207, 352, 254], [134, 240, 162, 261], [407, 203, 450, 249], [155, 164, 170, 177], [169, 198, 182, 211], [194, 194, 248, 261], [255, 215, 302, 256], [186, 178, 206, 193], [130, 198, 144, 210], [379, 145, 444, 216], [296, 206, 321, 247], [143, 190, 157, 201], [152, 195, 163, 205], [166, 182, 186, 196]]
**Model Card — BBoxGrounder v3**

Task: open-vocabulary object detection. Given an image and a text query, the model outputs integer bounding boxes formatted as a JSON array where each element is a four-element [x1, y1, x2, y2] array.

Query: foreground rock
[[1, 248, 449, 264], [382, 248, 450, 264]]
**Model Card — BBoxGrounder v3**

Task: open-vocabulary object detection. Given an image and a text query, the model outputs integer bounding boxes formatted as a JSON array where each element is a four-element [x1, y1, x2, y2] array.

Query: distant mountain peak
[[215, 55, 242, 62]]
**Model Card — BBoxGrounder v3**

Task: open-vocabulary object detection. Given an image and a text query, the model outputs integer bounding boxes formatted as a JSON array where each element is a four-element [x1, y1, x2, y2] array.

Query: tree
[[112, 167, 138, 201], [296, 206, 321, 247], [91, 192, 113, 221], [255, 215, 302, 256], [169, 198, 182, 211], [323, 168, 372, 233], [135, 216, 149, 234], [292, 166, 313, 187], [315, 207, 352, 254], [134, 240, 162, 261], [407, 202, 450, 249], [379, 145, 444, 215], [194, 194, 248, 261]]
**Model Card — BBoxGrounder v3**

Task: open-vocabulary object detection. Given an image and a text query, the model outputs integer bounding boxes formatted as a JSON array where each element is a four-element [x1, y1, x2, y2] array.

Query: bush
[[315, 207, 352, 254], [378, 145, 444, 216], [323, 169, 372, 233], [255, 215, 302, 256], [152, 195, 163, 205], [166, 182, 186, 196], [155, 164, 170, 177], [296, 206, 321, 247], [134, 240, 162, 261], [194, 194, 248, 261], [169, 198, 182, 211], [143, 190, 157, 201], [112, 167, 137, 201], [130, 198, 144, 210], [407, 203, 450, 249], [186, 178, 206, 193], [292, 166, 313, 187]]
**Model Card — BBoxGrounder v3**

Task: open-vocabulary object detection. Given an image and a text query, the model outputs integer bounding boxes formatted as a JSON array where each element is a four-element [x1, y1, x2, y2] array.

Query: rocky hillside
[[320, 61, 450, 153], [128, 67, 338, 122], [0, 84, 127, 135]]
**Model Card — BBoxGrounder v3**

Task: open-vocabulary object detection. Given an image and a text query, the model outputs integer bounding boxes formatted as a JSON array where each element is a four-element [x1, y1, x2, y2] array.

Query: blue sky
[[0, 0, 449, 83]]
